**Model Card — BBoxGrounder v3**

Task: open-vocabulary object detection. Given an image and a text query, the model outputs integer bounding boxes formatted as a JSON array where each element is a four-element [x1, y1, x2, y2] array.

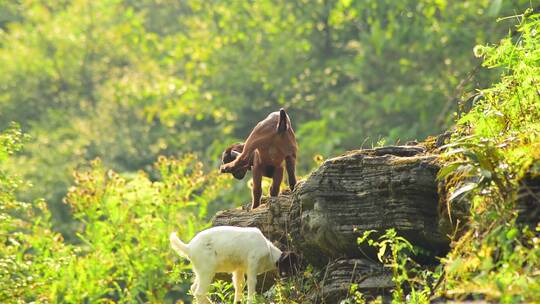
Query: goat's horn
[[231, 151, 241, 158]]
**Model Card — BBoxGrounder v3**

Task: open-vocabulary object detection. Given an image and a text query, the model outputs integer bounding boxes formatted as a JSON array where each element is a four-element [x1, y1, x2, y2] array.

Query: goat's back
[[188, 226, 279, 273]]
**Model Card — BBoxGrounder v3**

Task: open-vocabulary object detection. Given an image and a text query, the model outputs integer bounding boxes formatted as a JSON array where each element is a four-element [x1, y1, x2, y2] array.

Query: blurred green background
[[0, 0, 531, 231]]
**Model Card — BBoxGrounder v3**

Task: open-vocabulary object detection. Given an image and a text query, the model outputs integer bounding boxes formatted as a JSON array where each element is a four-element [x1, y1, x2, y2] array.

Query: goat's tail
[[277, 108, 288, 133], [169, 232, 190, 258]]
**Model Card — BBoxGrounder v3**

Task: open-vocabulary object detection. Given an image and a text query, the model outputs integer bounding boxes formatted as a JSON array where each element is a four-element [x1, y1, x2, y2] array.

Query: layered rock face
[[212, 145, 450, 301], [319, 258, 393, 302], [290, 146, 447, 267]]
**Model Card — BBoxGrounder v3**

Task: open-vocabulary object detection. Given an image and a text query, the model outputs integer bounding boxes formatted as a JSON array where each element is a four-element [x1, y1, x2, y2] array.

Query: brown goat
[[220, 109, 297, 209]]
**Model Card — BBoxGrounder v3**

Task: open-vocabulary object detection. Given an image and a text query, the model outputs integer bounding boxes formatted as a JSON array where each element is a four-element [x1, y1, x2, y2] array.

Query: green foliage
[[437, 9, 540, 302], [1, 125, 67, 302], [208, 280, 235, 303], [266, 264, 322, 304], [0, 123, 26, 162], [0, 123, 28, 201], [338, 9, 540, 303], [0, 0, 232, 214], [357, 229, 440, 304], [342, 283, 368, 304], [1, 128, 228, 303]]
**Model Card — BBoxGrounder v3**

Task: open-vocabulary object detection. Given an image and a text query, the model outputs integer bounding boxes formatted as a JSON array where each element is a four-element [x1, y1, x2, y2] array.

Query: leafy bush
[[437, 9, 540, 302], [1, 125, 229, 303], [1, 124, 67, 302], [340, 10, 540, 303], [356, 229, 440, 304], [55, 155, 228, 303]]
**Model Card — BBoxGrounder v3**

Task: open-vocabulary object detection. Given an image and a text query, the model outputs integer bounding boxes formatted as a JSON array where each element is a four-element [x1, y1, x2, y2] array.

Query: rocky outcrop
[[318, 258, 393, 303], [212, 145, 450, 300], [290, 146, 448, 266]]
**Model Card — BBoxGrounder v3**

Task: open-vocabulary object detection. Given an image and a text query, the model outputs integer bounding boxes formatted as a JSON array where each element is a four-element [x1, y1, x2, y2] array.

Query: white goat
[[170, 226, 282, 304]]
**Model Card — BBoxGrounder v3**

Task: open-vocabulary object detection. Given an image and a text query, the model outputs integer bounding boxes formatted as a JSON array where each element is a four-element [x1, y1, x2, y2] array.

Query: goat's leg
[[246, 268, 258, 304], [190, 278, 198, 296], [190, 269, 200, 296], [251, 165, 263, 209], [285, 155, 297, 191], [232, 271, 245, 303], [269, 166, 284, 197], [222, 133, 266, 172], [221, 153, 250, 172], [193, 271, 213, 304]]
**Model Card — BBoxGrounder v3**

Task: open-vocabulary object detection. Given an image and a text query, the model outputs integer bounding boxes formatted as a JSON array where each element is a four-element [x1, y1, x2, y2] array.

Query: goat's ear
[[225, 143, 245, 164], [221, 145, 237, 165], [222, 143, 244, 161], [232, 143, 245, 153]]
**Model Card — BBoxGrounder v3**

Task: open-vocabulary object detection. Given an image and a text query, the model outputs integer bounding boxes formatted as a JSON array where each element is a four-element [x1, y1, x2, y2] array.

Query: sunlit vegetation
[[1, 142, 228, 302], [438, 9, 540, 302], [1, 0, 539, 303]]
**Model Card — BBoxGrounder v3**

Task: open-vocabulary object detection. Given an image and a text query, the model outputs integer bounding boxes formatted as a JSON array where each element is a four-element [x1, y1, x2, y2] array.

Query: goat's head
[[276, 251, 301, 277], [220, 143, 248, 179]]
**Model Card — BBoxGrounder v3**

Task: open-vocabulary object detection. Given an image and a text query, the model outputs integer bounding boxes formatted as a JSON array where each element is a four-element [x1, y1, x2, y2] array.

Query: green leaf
[[357, 229, 377, 244], [437, 162, 466, 180], [377, 243, 387, 262], [505, 228, 518, 240], [449, 183, 477, 201]]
